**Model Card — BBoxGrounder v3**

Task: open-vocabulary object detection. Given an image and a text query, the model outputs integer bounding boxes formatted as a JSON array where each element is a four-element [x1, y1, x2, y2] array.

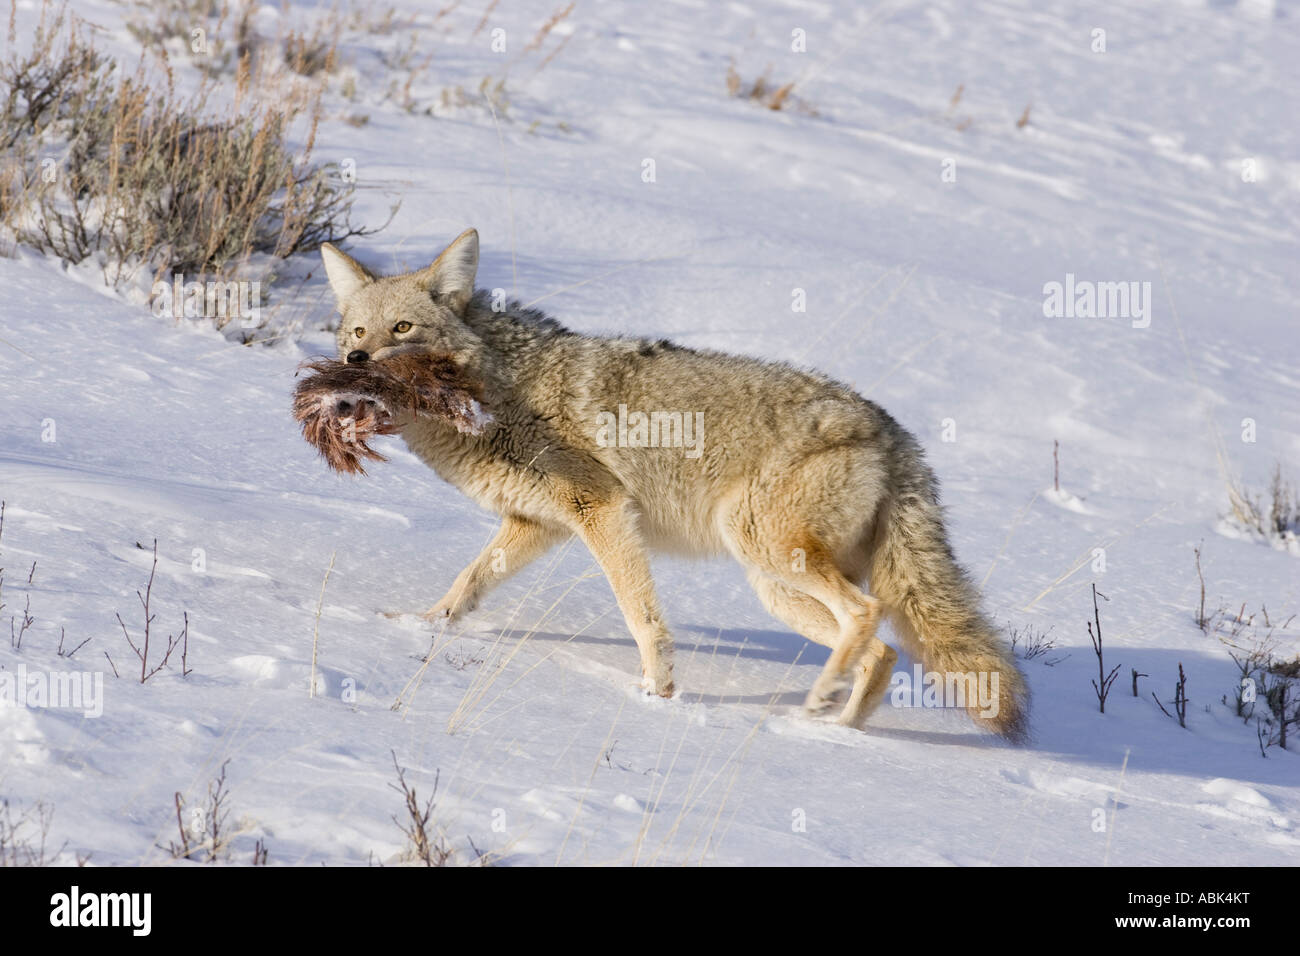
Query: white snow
[[1, 0, 1298, 866]]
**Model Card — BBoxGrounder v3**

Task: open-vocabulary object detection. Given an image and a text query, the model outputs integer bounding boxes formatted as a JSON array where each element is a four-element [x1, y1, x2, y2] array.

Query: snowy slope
[[1, 0, 1299, 865]]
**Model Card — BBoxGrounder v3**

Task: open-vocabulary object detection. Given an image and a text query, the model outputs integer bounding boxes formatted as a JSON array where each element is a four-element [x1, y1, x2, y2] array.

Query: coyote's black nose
[[346, 350, 369, 364]]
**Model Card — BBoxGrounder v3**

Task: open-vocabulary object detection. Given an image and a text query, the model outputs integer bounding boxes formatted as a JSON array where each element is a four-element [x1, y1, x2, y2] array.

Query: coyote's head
[[320, 228, 482, 365]]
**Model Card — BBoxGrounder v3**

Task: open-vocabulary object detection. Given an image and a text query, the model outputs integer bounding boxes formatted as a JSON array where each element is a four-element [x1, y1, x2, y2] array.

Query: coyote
[[319, 230, 1029, 741]]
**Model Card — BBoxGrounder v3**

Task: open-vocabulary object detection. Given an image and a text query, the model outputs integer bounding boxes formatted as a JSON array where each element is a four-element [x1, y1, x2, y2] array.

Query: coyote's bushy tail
[[868, 443, 1030, 743]]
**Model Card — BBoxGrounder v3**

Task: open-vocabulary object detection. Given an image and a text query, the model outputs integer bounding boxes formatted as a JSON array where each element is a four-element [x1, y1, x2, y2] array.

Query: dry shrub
[[160, 760, 262, 863], [0, 8, 105, 148], [437, 76, 508, 115], [1, 5, 375, 287], [0, 798, 69, 866], [125, 0, 387, 82], [1266, 465, 1299, 536], [347, 4, 405, 35], [1207, 594, 1300, 752], [1247, 650, 1300, 752], [420, 3, 573, 118], [1228, 463, 1300, 540], [284, 20, 342, 77], [389, 753, 452, 866], [726, 59, 800, 112], [1008, 623, 1066, 665], [125, 0, 260, 79]]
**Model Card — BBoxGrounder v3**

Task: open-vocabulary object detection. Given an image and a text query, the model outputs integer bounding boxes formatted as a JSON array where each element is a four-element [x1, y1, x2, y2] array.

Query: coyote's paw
[[834, 709, 866, 729], [423, 593, 475, 624], [804, 674, 852, 718], [639, 669, 675, 698]]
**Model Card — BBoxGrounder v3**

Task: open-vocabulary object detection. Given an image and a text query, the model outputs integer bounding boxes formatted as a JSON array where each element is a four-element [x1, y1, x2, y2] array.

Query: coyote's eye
[[393, 321, 412, 333], [353, 327, 365, 338]]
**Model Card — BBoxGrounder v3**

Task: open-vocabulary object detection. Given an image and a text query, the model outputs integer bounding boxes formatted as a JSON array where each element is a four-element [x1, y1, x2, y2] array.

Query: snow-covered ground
[[2, 0, 1299, 865]]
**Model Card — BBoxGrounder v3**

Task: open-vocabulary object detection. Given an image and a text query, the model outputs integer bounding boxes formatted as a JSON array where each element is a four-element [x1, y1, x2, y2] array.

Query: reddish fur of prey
[[293, 353, 488, 475]]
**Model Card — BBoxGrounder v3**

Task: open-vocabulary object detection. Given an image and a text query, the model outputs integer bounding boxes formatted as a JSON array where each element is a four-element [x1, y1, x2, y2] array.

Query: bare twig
[[180, 611, 191, 677], [56, 626, 91, 658], [1193, 542, 1208, 631], [10, 592, 32, 649], [117, 540, 185, 682], [166, 792, 195, 861], [1173, 662, 1188, 728], [1088, 583, 1120, 713], [204, 761, 231, 864]]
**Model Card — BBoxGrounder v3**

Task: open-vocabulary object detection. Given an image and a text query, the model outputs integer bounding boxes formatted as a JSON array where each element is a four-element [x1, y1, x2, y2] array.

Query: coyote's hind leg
[[749, 571, 894, 723], [837, 641, 898, 728], [730, 531, 886, 717]]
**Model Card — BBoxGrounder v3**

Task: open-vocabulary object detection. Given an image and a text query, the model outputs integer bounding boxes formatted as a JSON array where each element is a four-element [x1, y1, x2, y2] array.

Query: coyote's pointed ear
[[414, 228, 479, 313], [320, 243, 374, 302]]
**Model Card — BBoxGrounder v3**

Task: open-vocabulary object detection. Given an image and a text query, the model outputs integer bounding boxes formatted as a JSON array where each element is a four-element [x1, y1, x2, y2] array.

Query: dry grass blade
[[524, 2, 574, 52]]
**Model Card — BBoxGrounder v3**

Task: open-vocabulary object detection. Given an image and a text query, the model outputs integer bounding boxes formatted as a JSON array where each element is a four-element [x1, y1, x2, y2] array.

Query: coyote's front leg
[[425, 515, 564, 622], [573, 499, 675, 697]]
